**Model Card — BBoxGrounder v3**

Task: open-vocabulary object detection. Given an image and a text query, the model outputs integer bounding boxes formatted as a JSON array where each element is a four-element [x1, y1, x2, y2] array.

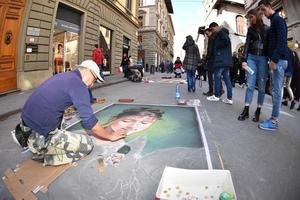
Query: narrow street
[[1, 73, 299, 199]]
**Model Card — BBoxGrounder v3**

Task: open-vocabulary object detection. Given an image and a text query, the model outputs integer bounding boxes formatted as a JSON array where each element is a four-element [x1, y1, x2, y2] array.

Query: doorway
[[53, 30, 79, 73], [53, 3, 81, 74], [0, 0, 25, 94], [99, 26, 112, 74]]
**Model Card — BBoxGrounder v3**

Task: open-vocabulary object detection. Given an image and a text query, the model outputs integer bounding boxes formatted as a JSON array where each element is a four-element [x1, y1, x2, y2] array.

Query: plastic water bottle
[[245, 65, 254, 75], [175, 83, 180, 100]]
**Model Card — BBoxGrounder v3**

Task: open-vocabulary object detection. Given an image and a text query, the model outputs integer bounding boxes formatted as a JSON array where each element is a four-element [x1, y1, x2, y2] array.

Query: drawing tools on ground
[[96, 98, 105, 104], [118, 98, 134, 103], [117, 145, 131, 154]]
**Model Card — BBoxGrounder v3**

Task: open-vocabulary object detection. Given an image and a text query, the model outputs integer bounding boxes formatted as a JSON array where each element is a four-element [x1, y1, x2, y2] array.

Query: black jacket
[[268, 12, 288, 63], [212, 27, 232, 68], [205, 36, 215, 71], [242, 25, 269, 62]]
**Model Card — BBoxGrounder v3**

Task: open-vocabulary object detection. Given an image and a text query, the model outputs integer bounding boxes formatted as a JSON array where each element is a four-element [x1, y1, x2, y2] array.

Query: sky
[[171, 0, 205, 60]]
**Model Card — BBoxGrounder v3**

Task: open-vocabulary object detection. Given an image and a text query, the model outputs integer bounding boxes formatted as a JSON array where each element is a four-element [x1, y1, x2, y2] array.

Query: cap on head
[[79, 60, 104, 82]]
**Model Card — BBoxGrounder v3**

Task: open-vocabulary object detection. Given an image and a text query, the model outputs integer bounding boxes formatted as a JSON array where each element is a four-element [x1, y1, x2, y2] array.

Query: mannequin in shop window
[[54, 44, 64, 74]]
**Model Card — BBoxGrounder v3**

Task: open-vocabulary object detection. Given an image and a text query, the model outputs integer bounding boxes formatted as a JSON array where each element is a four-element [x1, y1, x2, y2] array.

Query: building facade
[[137, 0, 174, 68], [245, 0, 300, 51], [202, 0, 247, 55], [0, 0, 139, 93]]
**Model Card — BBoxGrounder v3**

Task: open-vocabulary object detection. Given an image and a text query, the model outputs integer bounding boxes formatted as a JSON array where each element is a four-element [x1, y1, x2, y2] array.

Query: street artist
[[12, 60, 126, 166]]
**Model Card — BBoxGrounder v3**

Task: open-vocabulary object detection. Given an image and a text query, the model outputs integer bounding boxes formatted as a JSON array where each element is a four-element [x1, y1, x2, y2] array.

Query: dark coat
[[211, 27, 232, 68], [242, 25, 269, 62], [205, 36, 215, 71], [268, 12, 288, 63], [182, 36, 200, 70]]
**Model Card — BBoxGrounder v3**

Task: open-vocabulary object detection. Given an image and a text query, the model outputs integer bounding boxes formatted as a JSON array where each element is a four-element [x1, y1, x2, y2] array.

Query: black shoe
[[203, 91, 213, 96], [12, 124, 32, 148], [32, 154, 44, 163], [238, 106, 249, 121], [290, 100, 295, 110], [297, 104, 300, 111], [282, 100, 288, 106], [91, 98, 97, 104], [252, 108, 261, 122]]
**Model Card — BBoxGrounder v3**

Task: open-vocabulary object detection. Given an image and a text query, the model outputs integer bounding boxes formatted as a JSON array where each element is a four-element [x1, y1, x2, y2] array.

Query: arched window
[[236, 15, 246, 35]]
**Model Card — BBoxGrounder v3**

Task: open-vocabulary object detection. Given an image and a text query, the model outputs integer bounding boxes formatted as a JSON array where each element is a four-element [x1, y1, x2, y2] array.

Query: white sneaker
[[207, 95, 220, 101], [222, 98, 233, 105]]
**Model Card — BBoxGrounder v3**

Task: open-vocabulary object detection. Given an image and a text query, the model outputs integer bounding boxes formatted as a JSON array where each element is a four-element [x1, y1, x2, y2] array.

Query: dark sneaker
[[282, 100, 288, 106], [203, 91, 213, 96], [290, 101, 295, 110], [32, 154, 44, 163], [11, 124, 32, 148]]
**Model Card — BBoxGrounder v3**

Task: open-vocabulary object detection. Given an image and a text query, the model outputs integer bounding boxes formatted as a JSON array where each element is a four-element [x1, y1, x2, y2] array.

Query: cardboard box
[[155, 167, 237, 200], [3, 159, 71, 200]]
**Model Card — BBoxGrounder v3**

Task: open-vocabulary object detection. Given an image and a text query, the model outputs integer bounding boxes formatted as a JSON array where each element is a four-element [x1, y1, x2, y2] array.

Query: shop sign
[[55, 19, 80, 33], [27, 27, 40, 36]]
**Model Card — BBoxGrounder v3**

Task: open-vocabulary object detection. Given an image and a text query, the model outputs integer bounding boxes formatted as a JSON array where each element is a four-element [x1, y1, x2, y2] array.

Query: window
[[138, 35, 142, 44], [123, 36, 131, 56], [236, 15, 246, 36], [127, 0, 132, 11], [138, 16, 143, 27]]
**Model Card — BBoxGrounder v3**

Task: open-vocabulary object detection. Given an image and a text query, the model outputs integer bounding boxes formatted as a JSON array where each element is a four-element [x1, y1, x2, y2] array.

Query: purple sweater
[[21, 70, 98, 136]]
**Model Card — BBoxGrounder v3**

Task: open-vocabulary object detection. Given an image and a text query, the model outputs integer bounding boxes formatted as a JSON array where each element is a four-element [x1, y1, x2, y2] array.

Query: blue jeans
[[98, 64, 104, 80], [271, 59, 288, 119], [214, 67, 232, 99], [245, 54, 268, 105], [186, 69, 196, 91]]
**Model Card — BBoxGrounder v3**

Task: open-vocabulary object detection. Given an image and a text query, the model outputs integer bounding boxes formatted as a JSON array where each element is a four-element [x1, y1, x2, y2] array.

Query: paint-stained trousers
[[23, 123, 94, 166]]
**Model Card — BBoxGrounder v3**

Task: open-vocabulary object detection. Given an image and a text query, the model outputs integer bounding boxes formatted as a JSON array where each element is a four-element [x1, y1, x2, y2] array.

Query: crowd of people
[[179, 0, 300, 131]]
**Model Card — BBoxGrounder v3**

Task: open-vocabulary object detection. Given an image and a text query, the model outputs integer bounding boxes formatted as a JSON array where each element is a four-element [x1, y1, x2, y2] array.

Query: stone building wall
[[17, 0, 139, 90]]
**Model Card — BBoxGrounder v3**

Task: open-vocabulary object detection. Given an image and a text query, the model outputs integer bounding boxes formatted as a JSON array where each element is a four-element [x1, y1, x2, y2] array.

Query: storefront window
[[99, 26, 112, 73], [123, 36, 131, 56], [53, 4, 81, 74]]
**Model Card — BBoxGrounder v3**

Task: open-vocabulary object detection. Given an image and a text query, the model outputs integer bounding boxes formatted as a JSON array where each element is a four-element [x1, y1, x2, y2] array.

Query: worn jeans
[[271, 59, 288, 119], [214, 67, 232, 99], [186, 69, 196, 91], [245, 54, 268, 105]]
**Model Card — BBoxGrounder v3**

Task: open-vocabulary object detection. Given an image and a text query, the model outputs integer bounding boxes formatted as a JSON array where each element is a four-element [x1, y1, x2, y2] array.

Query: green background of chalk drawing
[[68, 104, 203, 155]]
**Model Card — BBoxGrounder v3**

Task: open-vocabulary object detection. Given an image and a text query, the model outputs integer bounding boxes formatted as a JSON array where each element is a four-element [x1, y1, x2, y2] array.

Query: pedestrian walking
[[182, 35, 201, 92], [291, 49, 300, 111], [282, 48, 296, 109], [206, 22, 233, 104], [90, 44, 105, 103], [258, 0, 288, 131], [202, 28, 215, 96], [121, 53, 129, 78], [174, 57, 183, 78], [238, 8, 269, 122], [230, 52, 239, 87], [12, 60, 126, 166]]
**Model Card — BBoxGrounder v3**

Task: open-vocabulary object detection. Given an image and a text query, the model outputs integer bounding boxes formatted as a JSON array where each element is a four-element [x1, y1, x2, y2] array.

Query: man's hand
[[269, 61, 276, 70], [109, 130, 127, 141], [241, 62, 247, 69], [91, 122, 126, 141]]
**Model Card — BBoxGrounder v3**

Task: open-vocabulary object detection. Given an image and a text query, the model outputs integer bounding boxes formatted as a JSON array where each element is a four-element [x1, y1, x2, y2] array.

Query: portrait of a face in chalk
[[67, 104, 203, 155], [104, 107, 164, 136]]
